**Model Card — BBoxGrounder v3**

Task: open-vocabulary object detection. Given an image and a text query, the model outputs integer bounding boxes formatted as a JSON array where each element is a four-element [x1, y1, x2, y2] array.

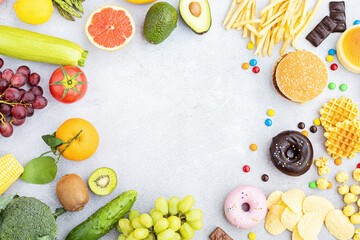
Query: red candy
[[357, 163, 360, 169], [252, 66, 260, 73], [243, 165, 250, 173], [330, 64, 338, 71]]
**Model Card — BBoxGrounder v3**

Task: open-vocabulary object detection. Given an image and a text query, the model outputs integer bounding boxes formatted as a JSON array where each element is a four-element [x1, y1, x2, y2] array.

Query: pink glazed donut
[[224, 185, 267, 229]]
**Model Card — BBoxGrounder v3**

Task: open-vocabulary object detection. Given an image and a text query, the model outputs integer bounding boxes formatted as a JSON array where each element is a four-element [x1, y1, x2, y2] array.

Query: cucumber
[[0, 25, 88, 67], [66, 190, 137, 240]]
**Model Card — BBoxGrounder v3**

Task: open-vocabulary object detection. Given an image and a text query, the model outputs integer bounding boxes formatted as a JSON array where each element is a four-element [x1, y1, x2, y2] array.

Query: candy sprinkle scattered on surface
[[252, 66, 260, 73], [335, 158, 342, 166], [247, 42, 254, 50], [243, 165, 250, 173], [354, 20, 360, 25], [327, 181, 333, 189], [326, 55, 334, 62], [248, 232, 256, 240], [328, 49, 336, 56], [330, 63, 338, 71], [301, 130, 308, 137], [309, 181, 317, 189], [250, 59, 257, 66], [267, 109, 275, 117], [357, 163, 360, 169], [314, 119, 321, 126], [328, 82, 336, 90], [242, 62, 250, 70], [265, 118, 272, 126], [250, 144, 258, 151], [298, 122, 305, 129], [340, 84, 348, 91]]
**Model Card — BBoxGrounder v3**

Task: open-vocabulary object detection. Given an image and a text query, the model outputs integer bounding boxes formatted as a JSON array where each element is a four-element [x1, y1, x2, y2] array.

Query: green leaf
[[21, 156, 58, 184], [0, 195, 15, 212], [42, 135, 64, 147], [53, 208, 67, 220]]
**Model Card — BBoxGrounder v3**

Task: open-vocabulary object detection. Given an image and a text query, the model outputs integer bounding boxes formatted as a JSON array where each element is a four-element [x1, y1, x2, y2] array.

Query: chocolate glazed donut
[[269, 130, 314, 176]]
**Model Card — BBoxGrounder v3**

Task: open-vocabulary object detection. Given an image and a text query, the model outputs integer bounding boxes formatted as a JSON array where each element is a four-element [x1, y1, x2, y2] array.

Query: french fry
[[262, 30, 271, 57], [268, 27, 279, 56], [243, 0, 253, 38], [281, 37, 292, 55], [262, 8, 286, 28], [223, 0, 237, 26], [234, 8, 247, 30], [259, 0, 287, 16], [233, 19, 263, 27], [250, 0, 256, 44], [292, 0, 324, 46], [259, 17, 282, 37], [245, 24, 260, 36], [226, 0, 250, 30]]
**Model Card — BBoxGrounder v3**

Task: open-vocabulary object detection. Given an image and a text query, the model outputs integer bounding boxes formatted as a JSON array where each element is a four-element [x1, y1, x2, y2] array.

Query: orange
[[56, 118, 99, 161], [85, 5, 135, 51]]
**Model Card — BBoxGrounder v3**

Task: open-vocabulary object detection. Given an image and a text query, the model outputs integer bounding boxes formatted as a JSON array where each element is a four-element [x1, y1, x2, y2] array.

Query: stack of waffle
[[320, 97, 360, 159]]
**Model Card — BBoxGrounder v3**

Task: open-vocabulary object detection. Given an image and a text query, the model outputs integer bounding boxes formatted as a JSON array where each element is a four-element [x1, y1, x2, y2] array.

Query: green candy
[[340, 84, 348, 91], [328, 82, 336, 90], [309, 181, 317, 189]]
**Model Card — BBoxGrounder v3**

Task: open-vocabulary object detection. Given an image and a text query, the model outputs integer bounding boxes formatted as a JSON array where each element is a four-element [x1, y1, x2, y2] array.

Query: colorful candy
[[243, 165, 250, 173], [335, 158, 342, 166], [250, 59, 257, 66], [301, 130, 309, 137], [357, 163, 360, 169], [340, 84, 348, 91], [328, 49, 336, 56], [248, 232, 256, 240], [309, 181, 317, 189], [326, 55, 334, 62], [328, 82, 336, 90], [298, 122, 305, 129], [267, 109, 275, 117], [354, 20, 360, 25], [261, 174, 269, 182], [310, 126, 317, 133], [314, 119, 321, 126], [250, 144, 258, 151], [331, 63, 338, 71], [242, 62, 250, 70], [252, 66, 260, 73], [247, 42, 254, 50], [265, 118, 272, 126]]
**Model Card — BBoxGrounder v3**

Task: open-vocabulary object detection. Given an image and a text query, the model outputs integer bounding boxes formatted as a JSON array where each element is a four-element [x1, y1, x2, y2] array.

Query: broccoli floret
[[0, 197, 57, 240]]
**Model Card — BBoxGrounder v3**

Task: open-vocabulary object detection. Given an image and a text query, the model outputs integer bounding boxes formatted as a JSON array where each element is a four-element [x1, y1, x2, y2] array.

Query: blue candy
[[354, 20, 360, 25], [249, 59, 257, 66], [265, 118, 272, 127], [328, 49, 336, 56]]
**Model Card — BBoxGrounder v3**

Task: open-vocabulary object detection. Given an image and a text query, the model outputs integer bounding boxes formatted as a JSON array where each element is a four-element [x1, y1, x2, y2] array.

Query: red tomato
[[49, 66, 87, 104]]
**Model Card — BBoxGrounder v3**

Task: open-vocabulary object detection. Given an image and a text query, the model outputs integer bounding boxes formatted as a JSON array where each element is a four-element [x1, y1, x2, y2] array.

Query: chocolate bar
[[306, 16, 337, 47], [209, 227, 233, 240], [330, 1, 346, 32]]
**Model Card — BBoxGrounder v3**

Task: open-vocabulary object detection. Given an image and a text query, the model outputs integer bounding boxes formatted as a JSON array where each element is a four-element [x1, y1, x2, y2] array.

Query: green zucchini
[[66, 190, 137, 240], [0, 25, 88, 67]]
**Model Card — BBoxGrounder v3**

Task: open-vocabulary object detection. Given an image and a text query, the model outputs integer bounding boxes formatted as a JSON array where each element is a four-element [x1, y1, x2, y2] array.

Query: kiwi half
[[88, 167, 117, 195]]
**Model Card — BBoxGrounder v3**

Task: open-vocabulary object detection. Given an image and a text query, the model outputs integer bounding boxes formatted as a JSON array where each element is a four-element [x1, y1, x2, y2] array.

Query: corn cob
[[0, 154, 24, 195]]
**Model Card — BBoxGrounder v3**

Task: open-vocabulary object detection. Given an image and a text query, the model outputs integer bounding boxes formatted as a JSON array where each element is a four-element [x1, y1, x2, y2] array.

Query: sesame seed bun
[[273, 51, 328, 103]]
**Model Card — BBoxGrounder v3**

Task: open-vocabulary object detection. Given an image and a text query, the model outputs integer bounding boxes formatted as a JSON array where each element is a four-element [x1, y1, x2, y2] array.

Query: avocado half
[[179, 0, 211, 34]]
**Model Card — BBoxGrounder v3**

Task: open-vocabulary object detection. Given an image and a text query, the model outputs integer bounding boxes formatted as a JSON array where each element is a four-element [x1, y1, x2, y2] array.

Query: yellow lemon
[[125, 0, 157, 4], [14, 0, 53, 25]]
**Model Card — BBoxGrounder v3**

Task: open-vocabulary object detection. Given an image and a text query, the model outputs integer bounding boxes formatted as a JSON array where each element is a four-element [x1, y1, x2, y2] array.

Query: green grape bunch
[[117, 195, 203, 240]]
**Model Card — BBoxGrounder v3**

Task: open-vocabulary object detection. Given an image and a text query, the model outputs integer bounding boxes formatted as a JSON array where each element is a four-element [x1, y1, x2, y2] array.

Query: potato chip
[[292, 226, 318, 240], [281, 207, 303, 232], [325, 209, 355, 240], [302, 195, 335, 220], [265, 205, 286, 235], [281, 189, 305, 213], [297, 212, 323, 240], [267, 191, 284, 209]]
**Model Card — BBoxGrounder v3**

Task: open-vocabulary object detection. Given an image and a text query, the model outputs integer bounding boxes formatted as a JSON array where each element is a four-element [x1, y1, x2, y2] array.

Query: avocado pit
[[189, 2, 201, 17]]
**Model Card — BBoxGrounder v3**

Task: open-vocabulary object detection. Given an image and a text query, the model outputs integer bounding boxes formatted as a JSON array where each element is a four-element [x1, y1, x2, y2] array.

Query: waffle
[[320, 97, 360, 132], [324, 119, 360, 159]]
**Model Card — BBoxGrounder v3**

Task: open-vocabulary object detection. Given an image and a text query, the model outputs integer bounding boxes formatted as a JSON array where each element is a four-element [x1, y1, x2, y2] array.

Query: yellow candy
[[344, 192, 358, 204], [313, 119, 321, 126], [351, 213, 360, 225], [353, 169, 360, 181], [343, 205, 355, 216], [267, 109, 275, 117], [336, 171, 349, 183], [326, 55, 334, 62], [247, 42, 255, 50], [317, 178, 329, 190], [338, 185, 350, 195], [351, 185, 360, 195], [248, 232, 256, 240]]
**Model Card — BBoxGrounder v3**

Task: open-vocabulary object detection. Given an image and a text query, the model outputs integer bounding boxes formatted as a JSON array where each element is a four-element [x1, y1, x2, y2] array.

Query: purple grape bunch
[[0, 58, 47, 138]]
